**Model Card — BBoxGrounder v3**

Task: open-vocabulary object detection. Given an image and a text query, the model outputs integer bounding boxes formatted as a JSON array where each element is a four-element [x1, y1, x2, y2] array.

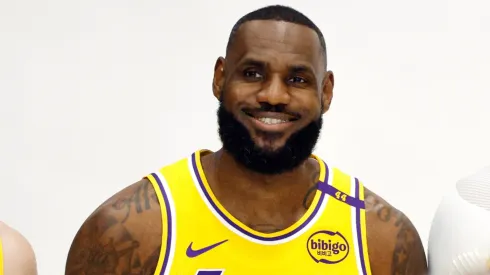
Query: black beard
[[217, 102, 323, 175]]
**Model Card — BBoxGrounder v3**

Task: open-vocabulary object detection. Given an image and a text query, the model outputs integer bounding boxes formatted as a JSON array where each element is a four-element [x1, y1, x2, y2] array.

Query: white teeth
[[257, 117, 287, 124]]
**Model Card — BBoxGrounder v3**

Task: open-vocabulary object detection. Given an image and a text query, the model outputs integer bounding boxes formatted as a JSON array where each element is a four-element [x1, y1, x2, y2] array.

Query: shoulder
[[320, 163, 427, 273], [65, 178, 163, 275], [0, 222, 37, 275], [364, 187, 428, 275]]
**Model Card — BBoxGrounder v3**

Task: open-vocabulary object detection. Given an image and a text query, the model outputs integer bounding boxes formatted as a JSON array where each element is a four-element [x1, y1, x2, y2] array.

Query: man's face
[[213, 20, 334, 175]]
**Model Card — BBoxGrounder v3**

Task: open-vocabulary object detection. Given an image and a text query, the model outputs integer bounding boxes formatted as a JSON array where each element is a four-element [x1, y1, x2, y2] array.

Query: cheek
[[224, 86, 257, 107], [294, 94, 322, 117], [221, 91, 246, 118]]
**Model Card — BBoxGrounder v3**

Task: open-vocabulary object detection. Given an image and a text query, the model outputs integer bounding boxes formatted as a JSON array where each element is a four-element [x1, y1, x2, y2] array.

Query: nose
[[256, 74, 291, 106]]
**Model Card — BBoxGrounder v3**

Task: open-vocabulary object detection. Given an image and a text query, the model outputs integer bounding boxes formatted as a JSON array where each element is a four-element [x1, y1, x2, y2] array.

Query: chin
[[251, 133, 289, 152], [217, 101, 322, 175], [253, 144, 281, 155]]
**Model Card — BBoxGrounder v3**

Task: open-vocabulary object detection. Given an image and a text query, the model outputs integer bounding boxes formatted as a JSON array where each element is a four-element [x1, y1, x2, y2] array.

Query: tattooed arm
[[65, 179, 163, 275], [365, 188, 428, 275]]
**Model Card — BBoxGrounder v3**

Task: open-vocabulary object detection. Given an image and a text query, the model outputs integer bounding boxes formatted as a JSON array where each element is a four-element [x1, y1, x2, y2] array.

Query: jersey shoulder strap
[[317, 166, 365, 209], [318, 164, 372, 275], [145, 156, 189, 274]]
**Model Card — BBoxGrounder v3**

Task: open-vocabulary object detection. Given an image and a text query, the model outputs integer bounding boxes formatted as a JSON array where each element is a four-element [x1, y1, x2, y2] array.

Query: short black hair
[[226, 5, 327, 66]]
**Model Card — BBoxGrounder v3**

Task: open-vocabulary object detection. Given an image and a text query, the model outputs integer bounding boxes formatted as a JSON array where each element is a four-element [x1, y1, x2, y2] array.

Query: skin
[[65, 20, 427, 275], [0, 222, 38, 275]]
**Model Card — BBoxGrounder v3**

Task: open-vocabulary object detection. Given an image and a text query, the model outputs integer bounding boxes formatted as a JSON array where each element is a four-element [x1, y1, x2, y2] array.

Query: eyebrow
[[239, 58, 266, 69], [290, 65, 314, 75], [238, 58, 316, 75]]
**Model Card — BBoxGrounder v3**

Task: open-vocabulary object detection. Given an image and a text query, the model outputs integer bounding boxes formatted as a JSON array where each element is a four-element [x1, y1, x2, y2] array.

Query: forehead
[[228, 20, 324, 72]]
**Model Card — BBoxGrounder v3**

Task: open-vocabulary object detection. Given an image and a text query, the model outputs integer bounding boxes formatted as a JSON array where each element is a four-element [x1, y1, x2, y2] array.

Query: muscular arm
[[365, 189, 428, 275], [65, 179, 163, 275], [0, 222, 37, 275]]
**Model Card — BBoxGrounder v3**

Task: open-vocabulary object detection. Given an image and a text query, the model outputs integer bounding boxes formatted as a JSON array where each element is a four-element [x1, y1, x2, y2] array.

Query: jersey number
[[196, 270, 224, 275], [335, 191, 347, 202]]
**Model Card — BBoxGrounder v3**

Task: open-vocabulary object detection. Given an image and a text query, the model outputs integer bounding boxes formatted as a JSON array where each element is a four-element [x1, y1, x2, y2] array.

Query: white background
[[1, 0, 490, 273]]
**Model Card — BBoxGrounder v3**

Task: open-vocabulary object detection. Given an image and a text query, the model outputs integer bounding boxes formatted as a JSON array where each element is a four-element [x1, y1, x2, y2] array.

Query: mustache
[[242, 103, 302, 119]]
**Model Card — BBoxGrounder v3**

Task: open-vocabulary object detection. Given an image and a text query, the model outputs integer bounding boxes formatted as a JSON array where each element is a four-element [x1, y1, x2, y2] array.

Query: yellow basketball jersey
[[146, 150, 372, 275], [0, 237, 3, 275]]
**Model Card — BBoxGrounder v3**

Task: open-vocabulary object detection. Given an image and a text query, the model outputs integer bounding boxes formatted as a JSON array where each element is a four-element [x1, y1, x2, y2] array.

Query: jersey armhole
[[357, 180, 372, 275], [147, 172, 176, 275]]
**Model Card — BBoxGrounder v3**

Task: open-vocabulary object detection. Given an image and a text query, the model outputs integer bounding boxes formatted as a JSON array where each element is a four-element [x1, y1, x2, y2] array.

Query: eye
[[243, 69, 263, 79], [288, 76, 307, 84]]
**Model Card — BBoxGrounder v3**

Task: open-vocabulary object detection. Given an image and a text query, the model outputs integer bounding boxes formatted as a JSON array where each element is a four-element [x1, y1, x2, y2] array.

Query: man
[[428, 166, 490, 275], [65, 5, 427, 275], [0, 221, 38, 275]]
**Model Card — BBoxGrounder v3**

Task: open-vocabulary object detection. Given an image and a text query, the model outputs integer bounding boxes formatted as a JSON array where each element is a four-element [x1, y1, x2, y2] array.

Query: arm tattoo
[[392, 216, 427, 275], [66, 215, 142, 275], [365, 191, 427, 274], [392, 216, 413, 274], [67, 215, 159, 275], [365, 192, 404, 225], [140, 246, 161, 275], [67, 181, 161, 275], [112, 180, 158, 223]]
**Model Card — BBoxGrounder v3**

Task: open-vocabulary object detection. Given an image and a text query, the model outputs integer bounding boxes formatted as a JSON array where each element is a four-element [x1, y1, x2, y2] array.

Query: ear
[[321, 71, 334, 114], [212, 57, 226, 101]]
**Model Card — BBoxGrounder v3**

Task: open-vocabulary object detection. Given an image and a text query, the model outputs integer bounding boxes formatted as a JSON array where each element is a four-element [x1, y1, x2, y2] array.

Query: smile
[[243, 110, 300, 131], [255, 117, 288, 125]]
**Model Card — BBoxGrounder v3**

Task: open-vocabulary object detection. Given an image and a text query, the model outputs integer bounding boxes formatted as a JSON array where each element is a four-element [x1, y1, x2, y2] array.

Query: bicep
[[65, 179, 163, 275], [392, 214, 428, 275], [0, 224, 37, 275], [64, 210, 122, 275], [364, 189, 427, 275]]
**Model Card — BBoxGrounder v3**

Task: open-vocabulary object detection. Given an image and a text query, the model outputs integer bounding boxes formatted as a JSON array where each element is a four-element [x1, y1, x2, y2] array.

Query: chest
[[166, 224, 360, 275], [161, 193, 364, 275], [150, 156, 372, 275]]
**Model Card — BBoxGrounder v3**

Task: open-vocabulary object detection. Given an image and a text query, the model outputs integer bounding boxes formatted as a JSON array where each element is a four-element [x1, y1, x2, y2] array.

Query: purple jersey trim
[[191, 153, 328, 242], [317, 181, 365, 209], [354, 178, 368, 275], [150, 173, 173, 274]]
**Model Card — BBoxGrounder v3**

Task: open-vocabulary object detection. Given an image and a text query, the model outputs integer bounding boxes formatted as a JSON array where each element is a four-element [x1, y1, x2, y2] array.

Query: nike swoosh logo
[[186, 239, 228, 258]]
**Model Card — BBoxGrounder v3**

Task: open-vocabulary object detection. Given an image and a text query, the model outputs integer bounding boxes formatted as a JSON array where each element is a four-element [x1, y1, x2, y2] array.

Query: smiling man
[[65, 5, 427, 275]]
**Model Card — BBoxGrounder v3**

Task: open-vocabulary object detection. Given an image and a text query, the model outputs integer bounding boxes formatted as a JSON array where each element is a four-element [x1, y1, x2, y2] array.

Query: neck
[[207, 148, 317, 191], [200, 148, 321, 229]]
